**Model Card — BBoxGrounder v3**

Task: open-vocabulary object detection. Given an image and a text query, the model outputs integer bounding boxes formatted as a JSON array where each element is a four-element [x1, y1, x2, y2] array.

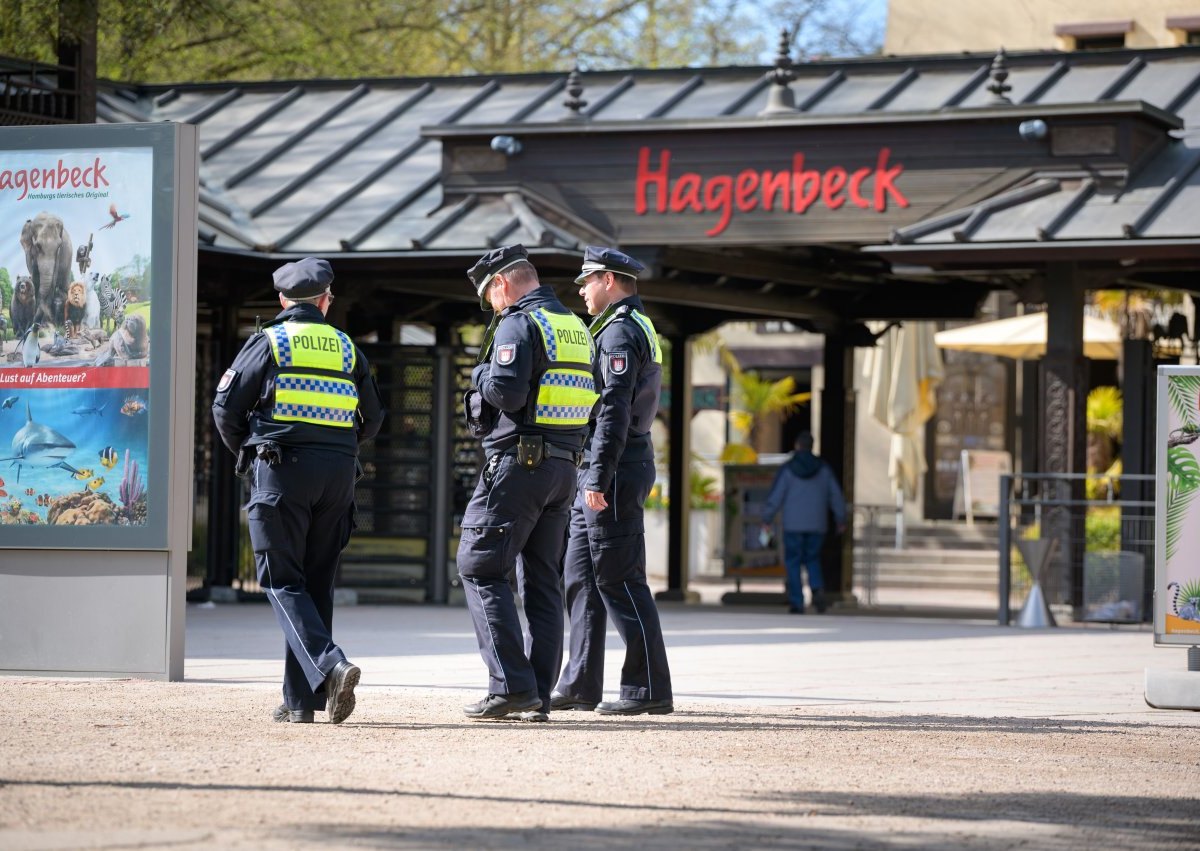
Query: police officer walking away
[[459, 244, 599, 722], [212, 258, 385, 724], [551, 246, 674, 716]]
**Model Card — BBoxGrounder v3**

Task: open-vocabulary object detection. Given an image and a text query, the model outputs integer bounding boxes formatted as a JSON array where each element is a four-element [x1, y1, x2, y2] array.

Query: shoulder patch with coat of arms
[[607, 351, 628, 375], [217, 369, 237, 393], [495, 343, 517, 366]]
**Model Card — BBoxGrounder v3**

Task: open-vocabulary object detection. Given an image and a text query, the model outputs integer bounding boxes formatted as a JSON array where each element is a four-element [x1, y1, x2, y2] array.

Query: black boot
[[813, 590, 828, 614]]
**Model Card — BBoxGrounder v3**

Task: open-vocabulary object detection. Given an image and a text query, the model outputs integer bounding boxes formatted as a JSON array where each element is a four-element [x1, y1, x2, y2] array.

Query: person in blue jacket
[[760, 431, 846, 614]]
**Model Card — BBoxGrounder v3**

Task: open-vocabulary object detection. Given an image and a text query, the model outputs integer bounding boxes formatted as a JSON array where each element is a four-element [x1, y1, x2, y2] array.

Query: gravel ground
[[2, 606, 1199, 850]]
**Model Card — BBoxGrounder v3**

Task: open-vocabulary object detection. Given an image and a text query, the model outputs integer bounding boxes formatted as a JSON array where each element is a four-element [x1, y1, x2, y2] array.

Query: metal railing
[[997, 472, 1155, 625], [0, 57, 78, 125], [852, 502, 906, 607]]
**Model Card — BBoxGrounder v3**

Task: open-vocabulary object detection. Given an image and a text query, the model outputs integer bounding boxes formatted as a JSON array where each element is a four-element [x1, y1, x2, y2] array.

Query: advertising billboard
[[1154, 367, 1200, 644]]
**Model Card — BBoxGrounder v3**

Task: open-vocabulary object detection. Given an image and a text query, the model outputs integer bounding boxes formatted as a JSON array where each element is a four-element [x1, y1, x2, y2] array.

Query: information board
[[723, 463, 784, 578], [953, 449, 1012, 523], [0, 123, 197, 680], [1154, 367, 1200, 645]]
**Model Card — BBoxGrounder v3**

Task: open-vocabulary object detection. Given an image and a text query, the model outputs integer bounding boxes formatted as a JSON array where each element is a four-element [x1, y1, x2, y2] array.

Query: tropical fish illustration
[[99, 446, 118, 469], [121, 396, 147, 416], [0, 403, 80, 482], [0, 489, 7, 498], [72, 400, 107, 417], [88, 477, 104, 491], [1, 396, 17, 409], [35, 494, 43, 506], [73, 468, 95, 480], [24, 488, 34, 496]]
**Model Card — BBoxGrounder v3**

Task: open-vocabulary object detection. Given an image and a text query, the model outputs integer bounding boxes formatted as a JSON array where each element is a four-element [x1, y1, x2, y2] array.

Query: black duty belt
[[489, 436, 583, 467], [497, 443, 583, 466]]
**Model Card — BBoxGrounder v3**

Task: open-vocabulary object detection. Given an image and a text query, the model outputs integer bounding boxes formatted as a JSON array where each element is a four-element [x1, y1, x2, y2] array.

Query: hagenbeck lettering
[[0, 157, 109, 202], [634, 146, 908, 237]]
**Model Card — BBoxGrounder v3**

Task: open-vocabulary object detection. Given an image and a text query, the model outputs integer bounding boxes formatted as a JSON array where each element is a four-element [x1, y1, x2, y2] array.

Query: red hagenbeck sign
[[634, 146, 909, 237], [0, 367, 148, 389]]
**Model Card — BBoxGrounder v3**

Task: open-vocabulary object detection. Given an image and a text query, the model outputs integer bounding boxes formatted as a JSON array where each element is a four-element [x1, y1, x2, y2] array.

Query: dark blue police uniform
[[458, 245, 600, 720], [212, 258, 385, 724], [553, 247, 673, 715]]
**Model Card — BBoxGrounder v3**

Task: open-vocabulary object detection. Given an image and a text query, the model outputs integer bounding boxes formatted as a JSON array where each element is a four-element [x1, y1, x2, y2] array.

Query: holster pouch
[[463, 389, 498, 438], [234, 445, 254, 480], [516, 434, 545, 469], [256, 441, 282, 467], [482, 452, 503, 487]]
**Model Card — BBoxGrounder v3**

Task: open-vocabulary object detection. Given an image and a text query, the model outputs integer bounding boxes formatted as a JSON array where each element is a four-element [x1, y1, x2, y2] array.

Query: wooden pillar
[[1039, 263, 1087, 609], [429, 323, 455, 604], [1120, 338, 1156, 616], [657, 333, 698, 602], [209, 298, 242, 588], [57, 0, 97, 124], [819, 333, 856, 602]]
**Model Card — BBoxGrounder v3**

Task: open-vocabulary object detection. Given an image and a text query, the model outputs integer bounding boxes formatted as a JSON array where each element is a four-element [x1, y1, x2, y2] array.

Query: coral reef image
[[0, 390, 148, 526]]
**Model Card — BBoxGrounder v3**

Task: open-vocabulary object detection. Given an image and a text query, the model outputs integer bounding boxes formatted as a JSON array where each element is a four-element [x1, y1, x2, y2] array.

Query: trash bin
[[1082, 551, 1145, 623]]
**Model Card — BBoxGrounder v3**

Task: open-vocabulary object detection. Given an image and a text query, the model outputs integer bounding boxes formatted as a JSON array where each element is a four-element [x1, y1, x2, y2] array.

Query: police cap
[[467, 244, 529, 310], [273, 257, 334, 300], [574, 245, 644, 284]]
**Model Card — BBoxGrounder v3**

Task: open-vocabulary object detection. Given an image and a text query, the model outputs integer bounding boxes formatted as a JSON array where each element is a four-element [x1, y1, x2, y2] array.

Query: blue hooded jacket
[[761, 451, 847, 533]]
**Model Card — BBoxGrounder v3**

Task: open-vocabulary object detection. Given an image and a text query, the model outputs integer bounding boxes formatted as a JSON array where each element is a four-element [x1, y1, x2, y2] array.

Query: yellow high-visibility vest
[[265, 322, 359, 428], [524, 307, 599, 427], [590, 305, 662, 365]]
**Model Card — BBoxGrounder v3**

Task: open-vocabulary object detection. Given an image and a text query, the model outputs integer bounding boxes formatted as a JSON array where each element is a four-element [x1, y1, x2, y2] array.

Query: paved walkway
[[184, 601, 1185, 721], [3, 602, 1199, 850]]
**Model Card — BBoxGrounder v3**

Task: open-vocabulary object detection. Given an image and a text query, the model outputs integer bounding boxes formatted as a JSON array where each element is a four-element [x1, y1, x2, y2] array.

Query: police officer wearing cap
[[212, 257, 385, 725], [551, 246, 674, 716], [459, 244, 600, 721]]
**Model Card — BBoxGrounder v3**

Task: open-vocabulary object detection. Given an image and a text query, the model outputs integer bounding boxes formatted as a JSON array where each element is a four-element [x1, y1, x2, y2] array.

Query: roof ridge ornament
[[760, 27, 798, 116], [563, 64, 588, 121], [988, 47, 1013, 105]]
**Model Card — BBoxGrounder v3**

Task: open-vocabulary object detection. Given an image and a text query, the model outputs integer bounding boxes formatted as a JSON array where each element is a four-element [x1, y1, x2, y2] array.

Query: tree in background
[[0, 268, 12, 317], [0, 0, 883, 82]]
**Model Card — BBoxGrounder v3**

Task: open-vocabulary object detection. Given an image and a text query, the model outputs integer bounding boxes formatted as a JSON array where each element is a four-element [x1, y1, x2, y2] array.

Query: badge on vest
[[608, 351, 628, 375], [496, 343, 516, 366], [217, 369, 237, 392]]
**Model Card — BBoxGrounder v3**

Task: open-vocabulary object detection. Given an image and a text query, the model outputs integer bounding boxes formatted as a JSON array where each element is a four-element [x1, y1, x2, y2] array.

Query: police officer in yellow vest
[[459, 244, 600, 721], [212, 257, 385, 725], [551, 246, 674, 716]]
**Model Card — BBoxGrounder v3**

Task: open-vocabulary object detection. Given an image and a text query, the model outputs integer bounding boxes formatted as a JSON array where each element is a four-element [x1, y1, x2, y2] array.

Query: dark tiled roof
[[95, 47, 1200, 258]]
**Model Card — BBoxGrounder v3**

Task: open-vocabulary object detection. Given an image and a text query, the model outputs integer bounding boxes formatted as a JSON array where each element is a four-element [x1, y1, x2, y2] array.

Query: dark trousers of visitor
[[246, 448, 356, 712], [783, 530, 825, 612], [556, 459, 673, 703], [457, 453, 576, 710]]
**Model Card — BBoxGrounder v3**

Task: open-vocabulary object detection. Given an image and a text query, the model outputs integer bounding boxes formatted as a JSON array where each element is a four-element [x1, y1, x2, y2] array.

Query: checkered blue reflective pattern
[[536, 403, 594, 421], [276, 376, 357, 396], [334, 329, 354, 373], [274, 404, 356, 424], [541, 372, 596, 391], [530, 309, 557, 360], [269, 325, 292, 365]]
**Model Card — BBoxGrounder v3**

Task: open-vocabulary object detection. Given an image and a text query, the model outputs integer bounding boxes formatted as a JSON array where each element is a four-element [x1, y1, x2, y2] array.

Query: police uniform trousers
[[246, 448, 356, 712], [555, 459, 673, 703], [457, 453, 576, 709]]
